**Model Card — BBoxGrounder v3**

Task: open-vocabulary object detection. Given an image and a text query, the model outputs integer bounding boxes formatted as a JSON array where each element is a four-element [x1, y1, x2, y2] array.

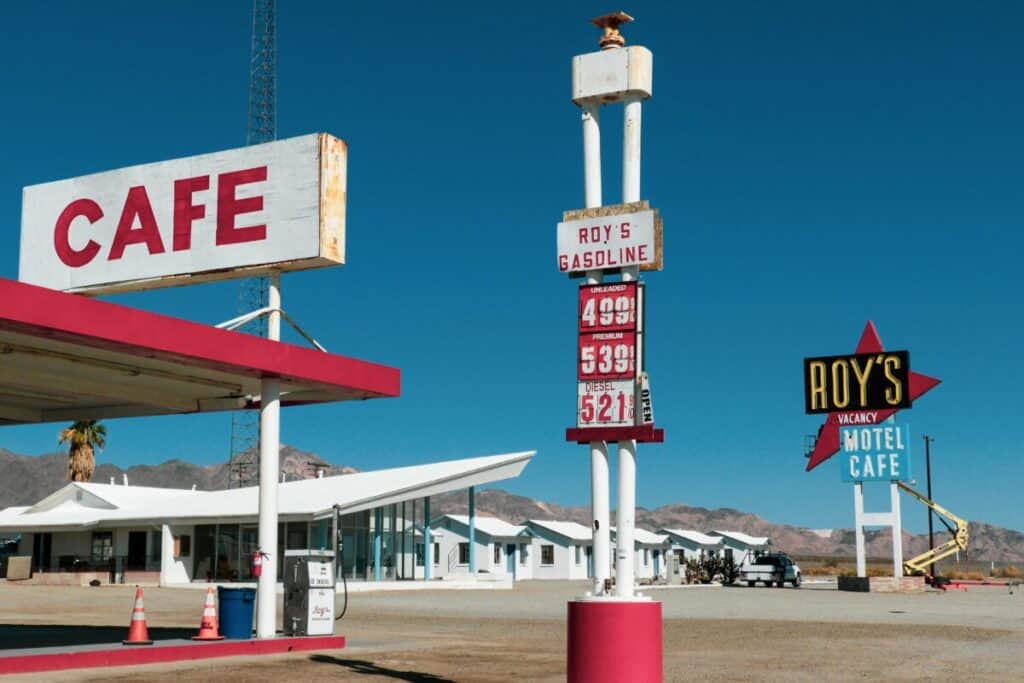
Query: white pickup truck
[[740, 553, 802, 588]]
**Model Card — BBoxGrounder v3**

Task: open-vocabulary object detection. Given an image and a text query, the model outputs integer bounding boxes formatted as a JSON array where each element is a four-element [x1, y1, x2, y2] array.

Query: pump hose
[[335, 570, 348, 620]]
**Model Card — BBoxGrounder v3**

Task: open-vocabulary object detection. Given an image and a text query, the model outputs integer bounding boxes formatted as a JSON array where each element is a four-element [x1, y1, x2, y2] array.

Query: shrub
[[998, 565, 1022, 579]]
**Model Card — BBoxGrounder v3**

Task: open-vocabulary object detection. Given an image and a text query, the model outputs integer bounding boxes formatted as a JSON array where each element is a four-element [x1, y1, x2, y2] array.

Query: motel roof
[[709, 530, 771, 548], [659, 529, 724, 548], [609, 526, 668, 547], [0, 451, 535, 532], [525, 520, 592, 543], [0, 277, 400, 426], [438, 515, 529, 539]]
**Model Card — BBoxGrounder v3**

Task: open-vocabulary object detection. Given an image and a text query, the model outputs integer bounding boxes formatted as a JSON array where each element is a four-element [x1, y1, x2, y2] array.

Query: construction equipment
[[897, 481, 969, 579]]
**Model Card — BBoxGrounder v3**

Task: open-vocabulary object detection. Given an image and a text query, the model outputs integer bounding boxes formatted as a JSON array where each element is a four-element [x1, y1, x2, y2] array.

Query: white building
[[523, 520, 592, 580], [611, 527, 670, 582], [708, 530, 771, 565], [431, 515, 532, 581], [0, 451, 533, 586]]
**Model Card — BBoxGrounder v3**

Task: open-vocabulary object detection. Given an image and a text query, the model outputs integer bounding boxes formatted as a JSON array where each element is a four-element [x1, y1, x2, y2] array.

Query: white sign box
[[20, 133, 346, 294], [557, 209, 657, 274]]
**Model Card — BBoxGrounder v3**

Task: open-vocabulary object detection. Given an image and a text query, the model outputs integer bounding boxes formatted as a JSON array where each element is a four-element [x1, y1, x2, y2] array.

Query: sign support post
[[256, 270, 282, 639], [565, 13, 663, 683]]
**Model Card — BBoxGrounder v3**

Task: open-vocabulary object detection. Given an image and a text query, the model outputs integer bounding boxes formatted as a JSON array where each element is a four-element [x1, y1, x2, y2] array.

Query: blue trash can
[[217, 587, 256, 639]]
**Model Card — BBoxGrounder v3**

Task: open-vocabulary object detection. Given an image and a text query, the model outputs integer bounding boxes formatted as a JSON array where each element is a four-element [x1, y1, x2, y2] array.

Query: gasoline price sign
[[578, 379, 635, 427], [578, 331, 637, 380], [579, 282, 640, 332]]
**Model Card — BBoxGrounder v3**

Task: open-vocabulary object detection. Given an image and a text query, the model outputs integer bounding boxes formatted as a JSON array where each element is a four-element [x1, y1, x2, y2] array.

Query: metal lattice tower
[[229, 0, 277, 487]]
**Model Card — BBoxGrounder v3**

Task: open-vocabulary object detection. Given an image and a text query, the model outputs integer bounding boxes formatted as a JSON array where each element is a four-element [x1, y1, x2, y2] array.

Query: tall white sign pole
[[256, 270, 282, 639], [582, 101, 612, 596], [615, 95, 643, 598]]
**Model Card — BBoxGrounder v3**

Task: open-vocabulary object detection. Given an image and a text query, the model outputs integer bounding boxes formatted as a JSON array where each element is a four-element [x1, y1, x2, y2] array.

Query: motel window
[[520, 544, 528, 565], [458, 542, 470, 565], [541, 544, 555, 566], [494, 543, 501, 563], [91, 532, 113, 563], [574, 545, 582, 565]]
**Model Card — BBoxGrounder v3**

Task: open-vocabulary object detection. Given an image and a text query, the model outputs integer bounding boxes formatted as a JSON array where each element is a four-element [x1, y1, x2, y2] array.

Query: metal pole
[[890, 481, 903, 579], [854, 483, 866, 578], [423, 496, 431, 581], [613, 97, 643, 599], [373, 507, 382, 582], [924, 435, 935, 576], [615, 439, 637, 597], [256, 270, 281, 639], [582, 100, 612, 596], [468, 486, 477, 574]]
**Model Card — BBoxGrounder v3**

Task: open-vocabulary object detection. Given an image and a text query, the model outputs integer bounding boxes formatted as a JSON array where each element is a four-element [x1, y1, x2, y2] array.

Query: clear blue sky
[[2, 2, 1021, 532]]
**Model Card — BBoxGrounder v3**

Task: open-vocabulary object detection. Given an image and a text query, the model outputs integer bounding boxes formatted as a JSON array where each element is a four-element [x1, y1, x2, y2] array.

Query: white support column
[[615, 439, 637, 597], [853, 483, 866, 578], [891, 482, 904, 579], [582, 99, 612, 596], [159, 524, 173, 587], [256, 271, 282, 639], [622, 97, 642, 205]]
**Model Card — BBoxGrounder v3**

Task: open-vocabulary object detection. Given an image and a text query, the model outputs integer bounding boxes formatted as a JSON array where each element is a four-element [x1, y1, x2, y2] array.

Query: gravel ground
[[2, 580, 1022, 681]]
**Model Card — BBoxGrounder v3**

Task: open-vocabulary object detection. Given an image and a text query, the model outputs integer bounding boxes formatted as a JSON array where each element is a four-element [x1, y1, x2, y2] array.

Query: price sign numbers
[[579, 282, 640, 333], [578, 380, 635, 427], [578, 332, 636, 380]]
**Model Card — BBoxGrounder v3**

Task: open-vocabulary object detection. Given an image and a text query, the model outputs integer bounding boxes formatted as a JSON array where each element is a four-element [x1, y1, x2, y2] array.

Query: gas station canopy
[[0, 278, 400, 426]]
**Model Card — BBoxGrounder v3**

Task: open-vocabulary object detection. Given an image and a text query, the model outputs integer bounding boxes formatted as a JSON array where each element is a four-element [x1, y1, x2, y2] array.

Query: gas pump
[[282, 550, 336, 636]]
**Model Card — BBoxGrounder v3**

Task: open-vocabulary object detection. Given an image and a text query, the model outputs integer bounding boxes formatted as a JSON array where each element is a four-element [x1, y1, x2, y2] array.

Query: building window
[[493, 543, 501, 563], [91, 532, 113, 563], [574, 545, 582, 565], [458, 542, 470, 565], [520, 544, 528, 565], [541, 544, 555, 566]]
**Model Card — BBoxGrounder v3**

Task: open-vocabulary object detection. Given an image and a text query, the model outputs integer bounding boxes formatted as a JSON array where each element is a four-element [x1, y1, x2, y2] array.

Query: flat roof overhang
[[0, 278, 400, 425]]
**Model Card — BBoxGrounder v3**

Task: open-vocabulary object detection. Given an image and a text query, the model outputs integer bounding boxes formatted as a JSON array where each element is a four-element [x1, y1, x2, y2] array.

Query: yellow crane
[[897, 481, 969, 578]]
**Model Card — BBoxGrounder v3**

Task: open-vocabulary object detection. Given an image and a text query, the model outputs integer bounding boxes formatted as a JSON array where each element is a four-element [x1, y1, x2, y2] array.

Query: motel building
[[523, 520, 593, 580], [0, 452, 533, 586], [610, 527, 670, 582], [708, 530, 772, 566], [658, 529, 725, 582], [430, 515, 534, 581]]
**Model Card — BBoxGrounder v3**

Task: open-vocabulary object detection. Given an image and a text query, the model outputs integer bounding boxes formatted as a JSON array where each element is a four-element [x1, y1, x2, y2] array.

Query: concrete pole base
[[567, 600, 662, 683]]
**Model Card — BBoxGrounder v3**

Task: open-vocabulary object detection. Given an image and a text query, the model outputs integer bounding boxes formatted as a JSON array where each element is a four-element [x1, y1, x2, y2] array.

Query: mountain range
[[2, 445, 1021, 563]]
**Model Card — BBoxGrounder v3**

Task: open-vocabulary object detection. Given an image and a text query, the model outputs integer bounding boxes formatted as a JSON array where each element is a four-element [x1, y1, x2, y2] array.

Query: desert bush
[[998, 565, 1022, 579]]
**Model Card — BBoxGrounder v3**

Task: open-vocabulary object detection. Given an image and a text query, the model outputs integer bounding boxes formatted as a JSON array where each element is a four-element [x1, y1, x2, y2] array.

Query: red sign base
[[567, 600, 662, 683], [565, 424, 664, 443]]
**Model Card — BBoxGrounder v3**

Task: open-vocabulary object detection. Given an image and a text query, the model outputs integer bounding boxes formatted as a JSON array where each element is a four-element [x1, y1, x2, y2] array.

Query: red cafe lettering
[[53, 166, 268, 267]]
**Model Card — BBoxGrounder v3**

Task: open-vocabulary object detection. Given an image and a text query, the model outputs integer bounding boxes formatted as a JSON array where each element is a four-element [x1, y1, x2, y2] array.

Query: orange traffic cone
[[123, 586, 153, 645], [192, 586, 225, 641]]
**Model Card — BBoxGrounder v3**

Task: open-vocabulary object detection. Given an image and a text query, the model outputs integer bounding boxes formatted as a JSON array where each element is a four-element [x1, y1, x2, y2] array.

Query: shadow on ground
[[0, 624, 195, 650], [309, 654, 456, 682]]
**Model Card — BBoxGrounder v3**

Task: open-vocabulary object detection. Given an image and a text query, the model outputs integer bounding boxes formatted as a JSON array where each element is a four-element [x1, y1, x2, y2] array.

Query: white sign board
[[557, 209, 656, 274], [20, 133, 346, 294], [578, 379, 636, 428]]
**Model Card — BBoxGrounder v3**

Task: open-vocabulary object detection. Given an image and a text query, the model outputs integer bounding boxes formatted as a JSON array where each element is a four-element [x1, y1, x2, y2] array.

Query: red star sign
[[805, 321, 941, 472]]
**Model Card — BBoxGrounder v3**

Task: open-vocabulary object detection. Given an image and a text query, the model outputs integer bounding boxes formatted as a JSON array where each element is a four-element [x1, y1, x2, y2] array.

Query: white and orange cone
[[192, 586, 225, 641], [123, 586, 153, 645]]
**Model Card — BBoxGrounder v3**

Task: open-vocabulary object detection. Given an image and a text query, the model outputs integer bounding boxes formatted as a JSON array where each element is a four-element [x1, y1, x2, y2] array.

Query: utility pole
[[923, 434, 935, 576], [229, 0, 277, 487]]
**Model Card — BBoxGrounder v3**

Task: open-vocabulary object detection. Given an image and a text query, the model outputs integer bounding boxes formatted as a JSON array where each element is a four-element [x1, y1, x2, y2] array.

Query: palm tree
[[58, 420, 107, 482]]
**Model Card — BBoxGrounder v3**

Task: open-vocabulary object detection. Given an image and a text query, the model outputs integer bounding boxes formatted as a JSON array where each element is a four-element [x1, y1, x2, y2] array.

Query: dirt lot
[[2, 580, 1023, 681]]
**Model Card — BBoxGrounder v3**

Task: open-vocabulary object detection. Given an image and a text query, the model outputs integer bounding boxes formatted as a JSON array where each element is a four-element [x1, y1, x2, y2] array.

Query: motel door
[[127, 531, 147, 570], [506, 544, 516, 577]]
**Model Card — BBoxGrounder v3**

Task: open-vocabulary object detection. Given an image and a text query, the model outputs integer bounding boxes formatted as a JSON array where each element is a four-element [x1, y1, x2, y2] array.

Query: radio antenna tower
[[229, 0, 277, 487]]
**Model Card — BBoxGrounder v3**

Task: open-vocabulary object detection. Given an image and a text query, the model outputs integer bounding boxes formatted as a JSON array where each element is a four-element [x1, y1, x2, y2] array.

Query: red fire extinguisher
[[252, 550, 264, 578]]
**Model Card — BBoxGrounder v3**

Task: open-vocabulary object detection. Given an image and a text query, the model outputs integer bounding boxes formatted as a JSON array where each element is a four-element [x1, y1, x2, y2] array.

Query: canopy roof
[[0, 450, 535, 531], [0, 278, 399, 425]]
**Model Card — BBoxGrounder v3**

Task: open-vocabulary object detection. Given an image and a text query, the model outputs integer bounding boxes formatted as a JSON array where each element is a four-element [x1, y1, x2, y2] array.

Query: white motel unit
[[431, 515, 533, 581], [708, 530, 771, 566], [0, 452, 533, 586], [523, 520, 593, 581], [611, 527, 670, 582]]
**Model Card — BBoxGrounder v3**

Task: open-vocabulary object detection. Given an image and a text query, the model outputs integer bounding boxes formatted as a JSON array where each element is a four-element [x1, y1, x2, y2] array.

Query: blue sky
[[1, 2, 1021, 532]]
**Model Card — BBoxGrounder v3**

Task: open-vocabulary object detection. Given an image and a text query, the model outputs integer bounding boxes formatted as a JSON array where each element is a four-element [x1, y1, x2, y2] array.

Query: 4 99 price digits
[[578, 282, 639, 333]]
